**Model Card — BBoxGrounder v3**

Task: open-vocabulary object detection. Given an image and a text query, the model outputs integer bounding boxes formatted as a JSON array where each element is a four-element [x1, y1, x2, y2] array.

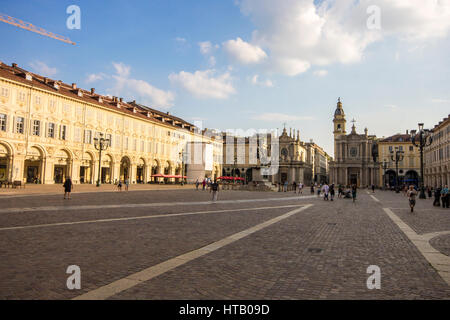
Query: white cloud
[[208, 56, 217, 67], [109, 62, 174, 108], [431, 98, 450, 103], [175, 37, 187, 43], [313, 70, 328, 77], [29, 61, 57, 77], [250, 74, 273, 87], [252, 113, 314, 121], [169, 69, 236, 99], [85, 73, 107, 83], [234, 0, 450, 76], [198, 41, 219, 55], [222, 37, 267, 64], [385, 104, 398, 109], [199, 41, 214, 55]]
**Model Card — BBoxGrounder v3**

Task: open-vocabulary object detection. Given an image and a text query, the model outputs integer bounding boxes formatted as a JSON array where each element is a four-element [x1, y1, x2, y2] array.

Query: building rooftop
[[380, 133, 412, 143], [0, 61, 196, 132]]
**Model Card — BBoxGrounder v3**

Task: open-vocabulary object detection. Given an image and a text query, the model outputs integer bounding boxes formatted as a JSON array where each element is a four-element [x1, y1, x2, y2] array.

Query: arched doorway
[[404, 170, 419, 187], [246, 168, 253, 183], [386, 170, 397, 188], [24, 146, 44, 183], [101, 154, 113, 183], [53, 149, 72, 183], [80, 152, 94, 184], [136, 158, 145, 183], [164, 161, 171, 184], [151, 159, 160, 183], [0, 142, 12, 182], [120, 157, 131, 182]]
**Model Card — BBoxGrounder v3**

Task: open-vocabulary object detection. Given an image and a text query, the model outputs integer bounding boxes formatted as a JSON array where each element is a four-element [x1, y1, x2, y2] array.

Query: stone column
[[345, 167, 348, 186], [130, 163, 136, 184]]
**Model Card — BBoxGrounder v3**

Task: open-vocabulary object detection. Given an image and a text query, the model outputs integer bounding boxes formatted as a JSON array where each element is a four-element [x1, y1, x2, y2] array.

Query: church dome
[[334, 98, 344, 116]]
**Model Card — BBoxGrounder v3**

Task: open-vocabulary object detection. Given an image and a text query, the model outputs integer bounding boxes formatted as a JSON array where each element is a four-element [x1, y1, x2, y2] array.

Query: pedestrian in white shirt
[[322, 184, 329, 201]]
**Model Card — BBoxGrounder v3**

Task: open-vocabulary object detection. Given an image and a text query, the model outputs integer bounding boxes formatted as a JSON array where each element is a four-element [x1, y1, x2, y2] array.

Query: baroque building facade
[[377, 132, 421, 188], [221, 127, 330, 186], [329, 99, 379, 187], [0, 62, 222, 184], [424, 115, 450, 187]]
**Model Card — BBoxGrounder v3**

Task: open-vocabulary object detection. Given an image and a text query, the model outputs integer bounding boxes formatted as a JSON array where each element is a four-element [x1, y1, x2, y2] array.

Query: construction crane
[[0, 12, 75, 45]]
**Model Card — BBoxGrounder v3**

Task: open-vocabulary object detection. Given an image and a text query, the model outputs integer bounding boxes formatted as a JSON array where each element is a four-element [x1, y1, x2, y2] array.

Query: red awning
[[217, 176, 244, 181], [152, 174, 187, 179]]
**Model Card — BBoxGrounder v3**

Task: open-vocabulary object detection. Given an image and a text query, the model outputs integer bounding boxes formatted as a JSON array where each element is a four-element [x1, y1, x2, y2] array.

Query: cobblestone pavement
[[0, 188, 449, 299]]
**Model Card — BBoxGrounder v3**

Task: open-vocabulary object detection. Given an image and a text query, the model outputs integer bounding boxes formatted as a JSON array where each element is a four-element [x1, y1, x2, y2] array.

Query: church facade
[[329, 99, 380, 187]]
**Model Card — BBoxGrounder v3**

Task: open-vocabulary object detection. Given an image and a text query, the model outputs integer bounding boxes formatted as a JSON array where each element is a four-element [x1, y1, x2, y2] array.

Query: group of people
[[195, 177, 213, 191], [426, 185, 449, 208], [195, 177, 220, 201], [308, 183, 358, 203]]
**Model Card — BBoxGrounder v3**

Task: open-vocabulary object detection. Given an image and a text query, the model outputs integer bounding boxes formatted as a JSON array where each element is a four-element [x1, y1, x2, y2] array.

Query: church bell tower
[[333, 97, 346, 136]]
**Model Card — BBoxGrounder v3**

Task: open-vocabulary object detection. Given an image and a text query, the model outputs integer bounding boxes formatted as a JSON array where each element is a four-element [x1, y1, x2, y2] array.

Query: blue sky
[[1, 0, 449, 156]]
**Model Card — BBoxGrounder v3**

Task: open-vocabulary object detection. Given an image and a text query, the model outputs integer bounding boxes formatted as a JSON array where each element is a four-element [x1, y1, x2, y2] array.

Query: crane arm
[[0, 12, 75, 45]]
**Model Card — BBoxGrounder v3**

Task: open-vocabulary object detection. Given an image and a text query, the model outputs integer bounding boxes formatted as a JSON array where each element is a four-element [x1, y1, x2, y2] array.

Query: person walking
[[317, 184, 321, 197], [117, 180, 122, 191], [330, 184, 335, 201], [322, 183, 329, 201], [351, 184, 357, 203], [310, 185, 314, 194], [371, 184, 375, 193], [195, 179, 199, 190], [441, 185, 449, 209], [283, 180, 288, 192], [434, 187, 441, 207], [427, 186, 432, 198], [202, 178, 206, 191], [210, 179, 219, 202], [406, 185, 418, 212], [125, 178, 129, 191], [293, 181, 297, 194], [299, 182, 303, 194], [63, 176, 73, 199], [338, 184, 343, 198]]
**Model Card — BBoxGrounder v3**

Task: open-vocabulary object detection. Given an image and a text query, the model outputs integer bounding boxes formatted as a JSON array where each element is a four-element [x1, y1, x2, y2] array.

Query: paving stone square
[[0, 188, 449, 300]]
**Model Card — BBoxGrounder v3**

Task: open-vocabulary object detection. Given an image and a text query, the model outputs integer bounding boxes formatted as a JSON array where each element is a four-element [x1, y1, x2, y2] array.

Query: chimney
[[119, 97, 123, 103], [132, 100, 136, 104], [90, 88, 95, 94], [72, 83, 77, 89], [112, 96, 117, 102], [43, 77, 48, 84], [12, 63, 17, 68], [406, 130, 409, 135]]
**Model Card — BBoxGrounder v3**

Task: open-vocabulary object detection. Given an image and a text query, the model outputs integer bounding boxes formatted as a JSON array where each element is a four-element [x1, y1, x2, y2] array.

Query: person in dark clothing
[[351, 185, 357, 203], [338, 185, 343, 198], [311, 185, 314, 194], [210, 180, 219, 202], [427, 186, 432, 198], [330, 184, 335, 201], [63, 177, 73, 199], [434, 187, 441, 207]]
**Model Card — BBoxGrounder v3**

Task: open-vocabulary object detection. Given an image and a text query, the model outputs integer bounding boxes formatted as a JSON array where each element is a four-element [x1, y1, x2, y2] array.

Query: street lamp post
[[94, 133, 110, 187], [179, 150, 184, 186], [233, 155, 237, 185], [381, 159, 388, 190], [410, 123, 433, 199], [390, 147, 404, 193]]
